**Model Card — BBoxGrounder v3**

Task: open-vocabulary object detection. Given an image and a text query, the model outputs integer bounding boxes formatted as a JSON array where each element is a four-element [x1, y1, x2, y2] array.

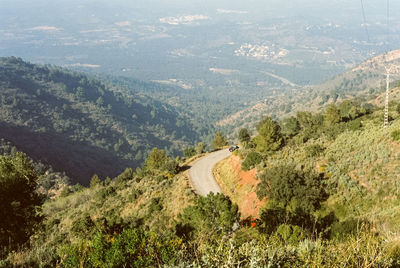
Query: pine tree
[[253, 116, 283, 154], [325, 103, 341, 125], [212, 132, 228, 149]]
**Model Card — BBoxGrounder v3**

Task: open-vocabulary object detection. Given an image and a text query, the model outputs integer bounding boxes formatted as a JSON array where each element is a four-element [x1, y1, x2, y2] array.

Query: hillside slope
[[0, 57, 199, 184], [217, 50, 400, 137], [5, 99, 400, 267]]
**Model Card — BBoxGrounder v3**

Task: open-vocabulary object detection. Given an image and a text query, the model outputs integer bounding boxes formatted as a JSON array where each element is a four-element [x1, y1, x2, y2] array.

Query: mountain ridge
[[0, 56, 201, 184]]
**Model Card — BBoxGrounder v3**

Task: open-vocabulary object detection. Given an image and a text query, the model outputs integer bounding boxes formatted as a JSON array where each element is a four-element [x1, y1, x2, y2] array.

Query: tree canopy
[[144, 148, 169, 171], [212, 131, 228, 149], [0, 153, 43, 255], [238, 128, 251, 144], [325, 104, 341, 126], [253, 116, 283, 154], [256, 165, 327, 213], [176, 193, 239, 241]]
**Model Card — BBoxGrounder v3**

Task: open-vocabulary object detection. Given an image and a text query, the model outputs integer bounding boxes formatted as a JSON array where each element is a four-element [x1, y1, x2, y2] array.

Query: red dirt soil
[[229, 155, 265, 219]]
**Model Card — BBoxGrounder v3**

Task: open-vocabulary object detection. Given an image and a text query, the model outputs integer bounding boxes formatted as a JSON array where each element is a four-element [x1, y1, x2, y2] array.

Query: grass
[[213, 157, 243, 207]]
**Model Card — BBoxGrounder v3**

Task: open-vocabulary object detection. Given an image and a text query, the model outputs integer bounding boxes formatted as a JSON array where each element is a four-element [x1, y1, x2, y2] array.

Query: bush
[[90, 174, 101, 188], [176, 193, 239, 241], [183, 147, 196, 158], [305, 144, 324, 157], [256, 165, 327, 213], [325, 104, 341, 125], [391, 130, 400, 142], [330, 218, 361, 240], [275, 224, 306, 246], [212, 132, 228, 149], [238, 128, 251, 144], [114, 168, 134, 184], [144, 148, 169, 172], [0, 153, 43, 256], [71, 214, 95, 235], [281, 117, 300, 137], [347, 118, 362, 131], [253, 116, 283, 153], [95, 186, 116, 203], [163, 159, 179, 175], [148, 197, 163, 215], [195, 142, 206, 154], [60, 228, 181, 267], [241, 151, 262, 171]]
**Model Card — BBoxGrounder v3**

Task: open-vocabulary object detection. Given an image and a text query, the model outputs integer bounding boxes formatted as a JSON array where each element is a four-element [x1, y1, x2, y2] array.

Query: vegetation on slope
[[217, 51, 400, 138], [0, 57, 202, 184], [2, 98, 400, 266], [212, 99, 400, 266], [2, 56, 400, 266]]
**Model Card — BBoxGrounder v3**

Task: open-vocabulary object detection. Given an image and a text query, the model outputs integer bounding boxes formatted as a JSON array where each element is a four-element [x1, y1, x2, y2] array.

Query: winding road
[[188, 148, 232, 196]]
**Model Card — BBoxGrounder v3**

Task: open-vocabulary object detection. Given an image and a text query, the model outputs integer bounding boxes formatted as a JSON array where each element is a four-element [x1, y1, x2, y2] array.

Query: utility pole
[[384, 64, 393, 128]]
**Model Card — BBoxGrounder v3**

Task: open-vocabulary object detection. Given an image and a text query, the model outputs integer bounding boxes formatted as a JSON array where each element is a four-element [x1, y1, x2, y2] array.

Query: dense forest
[[0, 57, 209, 184], [1, 79, 400, 266]]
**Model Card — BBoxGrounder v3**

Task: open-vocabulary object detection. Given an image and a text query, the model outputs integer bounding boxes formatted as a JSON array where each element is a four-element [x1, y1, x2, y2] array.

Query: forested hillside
[[2, 53, 400, 266], [0, 57, 201, 184], [2, 95, 400, 267]]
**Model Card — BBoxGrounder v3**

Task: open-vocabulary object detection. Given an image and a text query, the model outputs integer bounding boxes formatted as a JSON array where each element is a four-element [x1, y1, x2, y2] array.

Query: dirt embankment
[[213, 155, 265, 220]]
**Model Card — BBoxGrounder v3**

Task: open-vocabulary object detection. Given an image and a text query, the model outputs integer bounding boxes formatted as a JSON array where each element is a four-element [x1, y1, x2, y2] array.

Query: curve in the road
[[188, 148, 232, 196]]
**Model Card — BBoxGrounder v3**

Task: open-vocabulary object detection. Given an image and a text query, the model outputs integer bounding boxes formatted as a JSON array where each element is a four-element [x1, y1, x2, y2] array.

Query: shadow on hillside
[[0, 122, 136, 186]]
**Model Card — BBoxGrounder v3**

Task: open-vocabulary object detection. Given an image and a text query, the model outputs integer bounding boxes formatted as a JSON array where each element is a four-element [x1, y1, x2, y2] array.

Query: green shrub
[[0, 153, 43, 256], [238, 128, 251, 144], [114, 168, 134, 184], [60, 187, 72, 197], [60, 229, 181, 267], [195, 142, 206, 154], [71, 214, 95, 235], [253, 116, 283, 153], [305, 144, 324, 157], [183, 147, 196, 158], [348, 118, 362, 131], [144, 148, 169, 172], [90, 174, 101, 188], [148, 197, 163, 215], [330, 218, 361, 240], [325, 103, 341, 125], [275, 224, 306, 246], [163, 159, 179, 175], [257, 165, 327, 213], [212, 131, 228, 149], [280, 116, 300, 137], [95, 186, 116, 203], [241, 151, 262, 171], [391, 130, 400, 142], [176, 193, 239, 241]]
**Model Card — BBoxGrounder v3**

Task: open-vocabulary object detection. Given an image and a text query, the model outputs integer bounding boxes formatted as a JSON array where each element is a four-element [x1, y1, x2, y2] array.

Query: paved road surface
[[189, 149, 232, 196]]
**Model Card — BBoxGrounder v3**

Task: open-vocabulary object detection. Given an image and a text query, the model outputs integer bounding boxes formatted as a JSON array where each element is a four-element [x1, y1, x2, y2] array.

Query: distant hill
[[313, 49, 400, 99], [217, 50, 400, 137], [0, 57, 200, 184]]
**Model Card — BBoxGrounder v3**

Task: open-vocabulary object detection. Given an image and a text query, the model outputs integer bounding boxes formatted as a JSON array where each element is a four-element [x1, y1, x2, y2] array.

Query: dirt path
[[188, 149, 231, 196]]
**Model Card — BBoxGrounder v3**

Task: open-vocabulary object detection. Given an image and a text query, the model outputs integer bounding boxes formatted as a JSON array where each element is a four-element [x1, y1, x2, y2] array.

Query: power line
[[360, 0, 370, 43], [386, 0, 390, 53]]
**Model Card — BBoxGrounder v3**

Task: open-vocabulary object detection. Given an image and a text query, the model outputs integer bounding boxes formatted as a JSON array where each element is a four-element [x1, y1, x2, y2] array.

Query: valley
[[2, 0, 400, 266]]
